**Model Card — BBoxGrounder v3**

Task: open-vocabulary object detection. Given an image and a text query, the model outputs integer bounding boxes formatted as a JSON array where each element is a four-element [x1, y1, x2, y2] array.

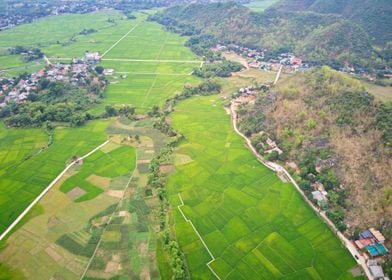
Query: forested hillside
[[270, 0, 392, 45], [150, 2, 391, 68], [237, 66, 392, 239]]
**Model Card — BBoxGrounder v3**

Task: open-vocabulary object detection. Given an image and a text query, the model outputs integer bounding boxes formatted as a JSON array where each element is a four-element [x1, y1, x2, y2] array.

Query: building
[[356, 229, 389, 258], [369, 228, 386, 243], [84, 51, 101, 62], [367, 260, 387, 280], [311, 191, 328, 209]]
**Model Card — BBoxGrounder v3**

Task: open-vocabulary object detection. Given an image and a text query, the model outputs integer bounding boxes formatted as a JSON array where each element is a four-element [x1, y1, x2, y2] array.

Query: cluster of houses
[[355, 229, 389, 258], [353, 229, 390, 279], [232, 84, 270, 106], [212, 44, 310, 73], [0, 58, 102, 107], [0, 0, 108, 31]]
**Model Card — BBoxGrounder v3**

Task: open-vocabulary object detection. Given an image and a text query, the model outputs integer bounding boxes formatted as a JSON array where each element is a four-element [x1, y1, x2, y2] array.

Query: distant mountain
[[151, 2, 382, 68], [270, 0, 392, 45]]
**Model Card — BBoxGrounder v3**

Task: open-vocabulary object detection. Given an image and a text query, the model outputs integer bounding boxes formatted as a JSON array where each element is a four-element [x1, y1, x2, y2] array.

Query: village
[[212, 44, 310, 73], [211, 43, 391, 81], [0, 52, 104, 107]]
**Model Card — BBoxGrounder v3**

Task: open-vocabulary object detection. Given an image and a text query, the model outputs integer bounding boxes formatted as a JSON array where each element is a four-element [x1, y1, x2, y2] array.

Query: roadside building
[[311, 191, 328, 209]]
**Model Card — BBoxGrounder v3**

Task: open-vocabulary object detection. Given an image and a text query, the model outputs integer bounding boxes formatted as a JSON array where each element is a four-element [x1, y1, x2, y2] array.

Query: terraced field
[[168, 96, 359, 279]]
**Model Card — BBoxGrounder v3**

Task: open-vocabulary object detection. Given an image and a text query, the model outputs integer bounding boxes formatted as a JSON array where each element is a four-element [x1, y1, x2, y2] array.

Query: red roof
[[355, 238, 374, 249]]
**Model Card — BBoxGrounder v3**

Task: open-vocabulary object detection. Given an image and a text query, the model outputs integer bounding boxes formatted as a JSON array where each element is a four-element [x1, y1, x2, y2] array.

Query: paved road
[[0, 140, 110, 241], [229, 103, 373, 280]]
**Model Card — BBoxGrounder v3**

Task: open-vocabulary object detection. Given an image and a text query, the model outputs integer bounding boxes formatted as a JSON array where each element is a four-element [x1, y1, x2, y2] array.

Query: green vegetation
[[167, 95, 358, 279], [151, 2, 390, 69], [271, 0, 392, 45], [60, 145, 136, 202], [193, 60, 243, 78], [1, 80, 104, 128], [244, 0, 279, 11], [237, 66, 392, 238], [0, 120, 108, 233]]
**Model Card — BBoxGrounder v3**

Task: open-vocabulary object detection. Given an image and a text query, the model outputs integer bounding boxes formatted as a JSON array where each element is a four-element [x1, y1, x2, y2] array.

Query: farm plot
[[0, 10, 137, 73], [0, 142, 136, 280], [101, 18, 198, 61], [0, 123, 47, 172], [100, 62, 198, 110], [167, 96, 359, 279], [0, 120, 108, 234]]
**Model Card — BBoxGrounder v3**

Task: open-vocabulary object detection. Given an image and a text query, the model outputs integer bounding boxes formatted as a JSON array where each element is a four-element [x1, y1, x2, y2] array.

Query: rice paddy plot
[[0, 10, 139, 69], [60, 145, 136, 202], [0, 123, 47, 172], [97, 60, 199, 113], [0, 120, 109, 234], [0, 143, 136, 280], [167, 96, 359, 279], [102, 19, 198, 61]]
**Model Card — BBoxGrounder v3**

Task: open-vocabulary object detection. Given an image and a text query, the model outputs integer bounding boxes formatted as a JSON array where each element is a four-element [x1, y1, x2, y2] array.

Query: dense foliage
[[270, 0, 392, 45], [0, 80, 102, 127], [193, 60, 243, 78], [151, 2, 390, 69]]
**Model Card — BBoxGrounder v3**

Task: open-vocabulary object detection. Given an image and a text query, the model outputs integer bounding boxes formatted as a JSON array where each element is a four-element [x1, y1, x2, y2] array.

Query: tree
[[105, 105, 117, 117], [266, 150, 279, 161], [95, 66, 104, 74]]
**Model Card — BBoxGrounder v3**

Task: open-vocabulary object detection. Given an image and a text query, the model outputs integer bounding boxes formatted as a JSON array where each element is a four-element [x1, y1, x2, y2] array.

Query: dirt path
[[229, 104, 373, 280], [273, 64, 283, 85], [0, 140, 110, 241]]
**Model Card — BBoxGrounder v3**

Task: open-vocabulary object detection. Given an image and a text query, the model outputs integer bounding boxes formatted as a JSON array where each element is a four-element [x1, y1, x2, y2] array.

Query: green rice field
[[0, 121, 108, 233], [167, 96, 359, 279], [0, 142, 136, 279]]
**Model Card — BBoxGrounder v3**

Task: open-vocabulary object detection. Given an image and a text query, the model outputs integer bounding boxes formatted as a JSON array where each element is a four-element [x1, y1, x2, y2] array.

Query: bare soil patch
[[87, 174, 111, 188], [106, 190, 124, 198], [159, 164, 175, 174], [45, 246, 62, 262], [66, 187, 86, 201]]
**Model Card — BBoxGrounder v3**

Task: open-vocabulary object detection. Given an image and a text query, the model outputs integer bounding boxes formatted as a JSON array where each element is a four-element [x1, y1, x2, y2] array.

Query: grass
[[243, 0, 279, 12], [364, 82, 392, 102], [100, 64, 198, 111], [0, 120, 109, 233], [167, 95, 359, 279]]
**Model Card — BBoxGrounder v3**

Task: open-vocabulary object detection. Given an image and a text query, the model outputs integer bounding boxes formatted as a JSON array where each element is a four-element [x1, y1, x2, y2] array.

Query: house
[[311, 191, 328, 208], [355, 238, 374, 249], [369, 228, 386, 243], [290, 57, 302, 65], [103, 68, 114, 76], [367, 260, 386, 280], [84, 51, 100, 62], [266, 138, 277, 148], [312, 181, 328, 196]]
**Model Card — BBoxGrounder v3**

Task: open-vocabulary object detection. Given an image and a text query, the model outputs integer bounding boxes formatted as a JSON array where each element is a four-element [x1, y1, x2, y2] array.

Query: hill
[[150, 2, 381, 68], [270, 0, 392, 45], [237, 66, 392, 239]]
